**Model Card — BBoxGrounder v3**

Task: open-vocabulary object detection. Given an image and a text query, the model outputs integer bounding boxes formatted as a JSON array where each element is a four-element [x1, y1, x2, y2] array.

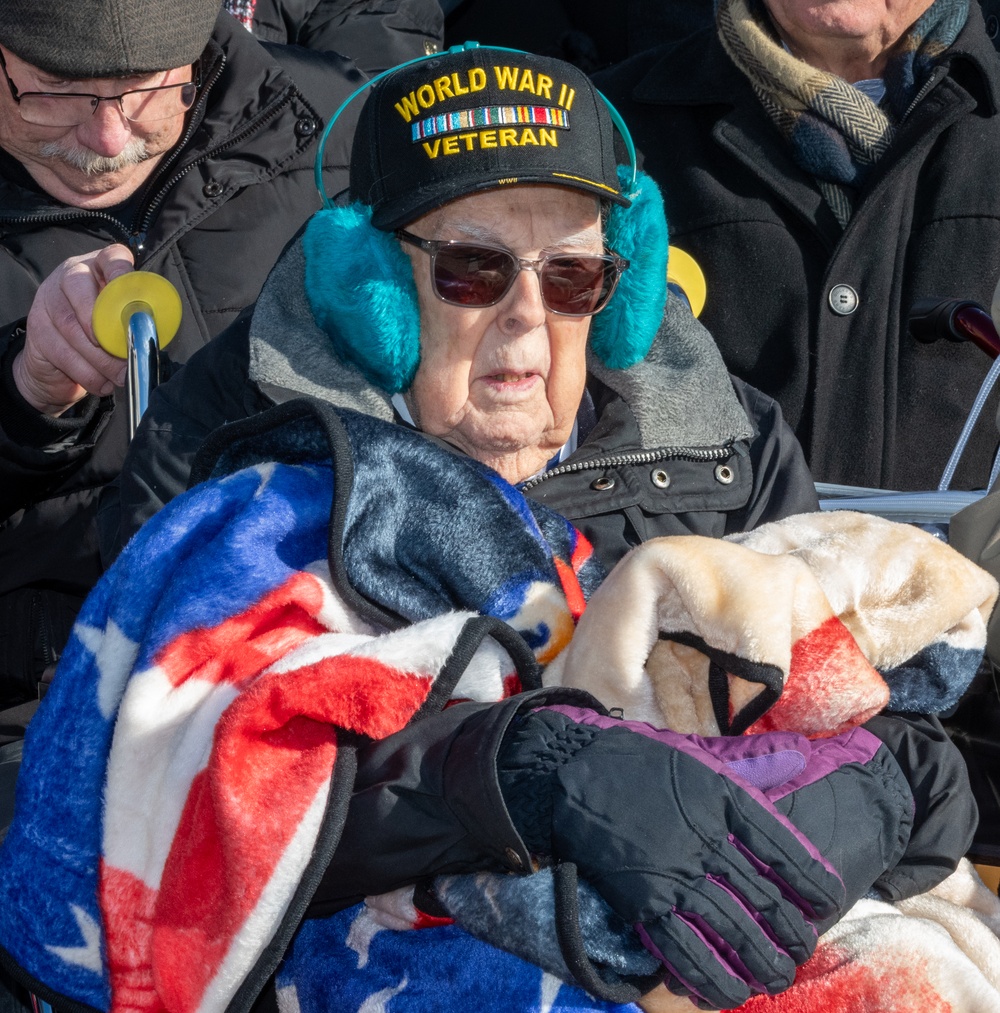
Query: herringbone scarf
[[717, 0, 969, 225]]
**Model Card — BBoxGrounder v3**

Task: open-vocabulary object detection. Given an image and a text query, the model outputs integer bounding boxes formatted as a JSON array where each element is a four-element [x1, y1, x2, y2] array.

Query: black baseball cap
[[0, 0, 220, 77], [349, 45, 631, 231]]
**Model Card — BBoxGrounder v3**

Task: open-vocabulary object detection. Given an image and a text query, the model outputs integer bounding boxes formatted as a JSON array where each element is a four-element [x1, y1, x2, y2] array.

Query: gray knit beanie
[[0, 0, 222, 78]]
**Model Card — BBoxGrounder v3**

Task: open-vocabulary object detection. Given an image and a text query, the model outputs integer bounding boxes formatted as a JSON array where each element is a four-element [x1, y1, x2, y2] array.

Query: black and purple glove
[[498, 705, 914, 1010]]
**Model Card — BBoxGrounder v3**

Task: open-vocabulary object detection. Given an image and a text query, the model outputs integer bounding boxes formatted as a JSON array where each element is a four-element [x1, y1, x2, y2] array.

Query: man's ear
[[302, 203, 421, 393], [589, 168, 669, 370]]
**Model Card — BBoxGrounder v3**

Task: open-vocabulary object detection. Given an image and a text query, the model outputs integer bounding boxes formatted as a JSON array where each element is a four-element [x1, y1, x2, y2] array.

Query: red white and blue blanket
[[0, 402, 616, 1013], [2, 400, 1000, 1013]]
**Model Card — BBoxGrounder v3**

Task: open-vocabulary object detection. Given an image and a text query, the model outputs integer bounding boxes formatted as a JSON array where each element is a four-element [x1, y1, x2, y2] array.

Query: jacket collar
[[0, 13, 314, 225], [935, 2, 1000, 116]]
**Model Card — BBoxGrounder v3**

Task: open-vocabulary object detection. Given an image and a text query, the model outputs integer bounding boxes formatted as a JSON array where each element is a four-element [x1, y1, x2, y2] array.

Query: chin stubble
[[38, 136, 149, 175]]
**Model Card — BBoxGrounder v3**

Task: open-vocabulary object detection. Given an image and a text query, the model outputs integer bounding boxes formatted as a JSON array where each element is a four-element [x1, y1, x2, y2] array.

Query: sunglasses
[[396, 229, 628, 316]]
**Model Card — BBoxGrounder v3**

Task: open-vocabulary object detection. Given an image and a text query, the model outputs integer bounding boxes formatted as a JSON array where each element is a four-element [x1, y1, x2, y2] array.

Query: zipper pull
[[129, 232, 147, 259]]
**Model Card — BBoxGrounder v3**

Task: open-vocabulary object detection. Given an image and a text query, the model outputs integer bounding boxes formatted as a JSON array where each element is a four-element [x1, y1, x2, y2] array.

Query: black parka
[[239, 0, 443, 74], [595, 3, 1000, 493], [0, 11, 364, 700]]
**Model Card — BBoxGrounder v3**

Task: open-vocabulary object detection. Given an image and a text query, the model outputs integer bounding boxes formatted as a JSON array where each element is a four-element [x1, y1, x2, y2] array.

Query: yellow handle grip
[[667, 246, 707, 319], [92, 271, 182, 358]]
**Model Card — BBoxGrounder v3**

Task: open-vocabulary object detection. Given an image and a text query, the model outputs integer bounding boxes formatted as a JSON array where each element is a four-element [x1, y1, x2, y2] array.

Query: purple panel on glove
[[752, 728, 886, 802], [539, 707, 883, 799], [536, 706, 883, 881], [725, 750, 806, 791]]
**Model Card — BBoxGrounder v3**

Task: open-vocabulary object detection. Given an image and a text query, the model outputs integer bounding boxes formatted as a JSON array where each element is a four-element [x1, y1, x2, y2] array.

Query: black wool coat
[[596, 4, 1000, 492]]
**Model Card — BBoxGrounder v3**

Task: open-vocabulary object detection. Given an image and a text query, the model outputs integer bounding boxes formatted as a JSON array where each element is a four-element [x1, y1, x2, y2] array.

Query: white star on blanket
[[74, 619, 139, 721], [45, 905, 102, 974]]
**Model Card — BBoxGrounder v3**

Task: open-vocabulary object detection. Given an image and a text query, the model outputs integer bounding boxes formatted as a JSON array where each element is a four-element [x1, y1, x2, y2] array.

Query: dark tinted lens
[[541, 256, 617, 315], [433, 244, 517, 306]]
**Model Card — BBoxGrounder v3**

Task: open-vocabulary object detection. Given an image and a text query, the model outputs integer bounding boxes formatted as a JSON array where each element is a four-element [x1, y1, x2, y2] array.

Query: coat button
[[828, 284, 859, 315], [591, 476, 615, 491], [202, 180, 223, 197], [295, 115, 317, 138], [988, 14, 999, 37], [714, 463, 735, 484], [650, 468, 670, 489], [423, 39, 440, 54], [504, 847, 524, 870]]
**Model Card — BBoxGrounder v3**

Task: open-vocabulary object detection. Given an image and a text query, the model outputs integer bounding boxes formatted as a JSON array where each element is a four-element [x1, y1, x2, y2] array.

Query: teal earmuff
[[305, 42, 669, 393], [590, 166, 669, 370], [303, 204, 421, 392]]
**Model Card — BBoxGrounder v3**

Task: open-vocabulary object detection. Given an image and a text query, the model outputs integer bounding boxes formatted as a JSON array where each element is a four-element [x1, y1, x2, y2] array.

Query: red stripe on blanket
[[736, 942, 954, 1011], [569, 531, 594, 581], [105, 622, 437, 1013], [412, 910, 456, 929], [101, 864, 164, 1013], [503, 672, 522, 697], [747, 616, 889, 738], [155, 571, 330, 689], [553, 557, 586, 621]]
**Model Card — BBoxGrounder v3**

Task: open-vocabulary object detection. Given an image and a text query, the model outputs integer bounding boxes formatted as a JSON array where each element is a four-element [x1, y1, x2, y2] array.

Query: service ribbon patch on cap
[[411, 105, 569, 143], [354, 51, 629, 228]]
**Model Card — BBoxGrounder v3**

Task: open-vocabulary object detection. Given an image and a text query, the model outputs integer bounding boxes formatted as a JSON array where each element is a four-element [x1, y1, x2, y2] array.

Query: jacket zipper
[[29, 591, 55, 674], [130, 61, 297, 248], [0, 206, 133, 243], [902, 64, 948, 121], [518, 444, 734, 492], [126, 52, 229, 250]]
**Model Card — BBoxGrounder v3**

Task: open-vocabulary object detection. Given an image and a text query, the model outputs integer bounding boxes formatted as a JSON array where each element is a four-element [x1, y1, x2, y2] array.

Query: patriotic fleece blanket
[[1, 399, 999, 1013], [0, 400, 611, 1013]]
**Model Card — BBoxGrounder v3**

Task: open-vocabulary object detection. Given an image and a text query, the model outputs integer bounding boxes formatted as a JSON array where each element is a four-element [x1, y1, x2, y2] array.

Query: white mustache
[[38, 137, 149, 175]]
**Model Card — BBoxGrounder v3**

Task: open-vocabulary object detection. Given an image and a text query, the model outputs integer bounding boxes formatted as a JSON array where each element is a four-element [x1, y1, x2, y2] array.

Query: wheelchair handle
[[91, 272, 182, 438], [909, 298, 1000, 360]]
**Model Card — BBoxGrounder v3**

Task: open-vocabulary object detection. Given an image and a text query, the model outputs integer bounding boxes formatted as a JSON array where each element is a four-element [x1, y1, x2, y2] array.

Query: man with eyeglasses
[[0, 0, 374, 726]]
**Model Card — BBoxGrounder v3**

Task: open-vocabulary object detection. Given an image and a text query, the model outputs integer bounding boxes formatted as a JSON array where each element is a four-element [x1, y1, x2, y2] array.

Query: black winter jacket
[[595, 4, 1000, 493], [234, 0, 443, 74], [0, 12, 364, 701]]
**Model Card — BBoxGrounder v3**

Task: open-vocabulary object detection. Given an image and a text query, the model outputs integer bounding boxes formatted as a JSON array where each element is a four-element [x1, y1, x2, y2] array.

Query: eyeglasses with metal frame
[[0, 48, 198, 128], [396, 229, 629, 317]]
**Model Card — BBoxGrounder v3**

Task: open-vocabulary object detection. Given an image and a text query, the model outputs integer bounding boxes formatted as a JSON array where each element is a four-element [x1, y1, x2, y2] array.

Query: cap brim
[[370, 172, 631, 231]]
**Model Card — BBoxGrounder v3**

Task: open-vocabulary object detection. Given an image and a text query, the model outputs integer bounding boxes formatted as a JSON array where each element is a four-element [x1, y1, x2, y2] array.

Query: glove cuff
[[497, 708, 602, 856]]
